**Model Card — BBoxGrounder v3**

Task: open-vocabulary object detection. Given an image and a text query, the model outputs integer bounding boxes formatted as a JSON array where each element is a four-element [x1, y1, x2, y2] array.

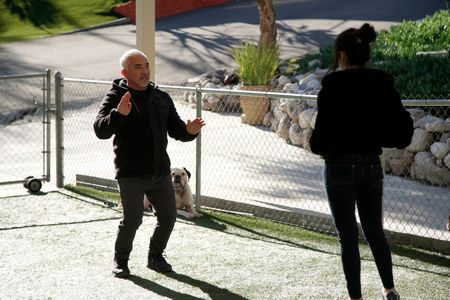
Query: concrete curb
[[64, 18, 132, 34]]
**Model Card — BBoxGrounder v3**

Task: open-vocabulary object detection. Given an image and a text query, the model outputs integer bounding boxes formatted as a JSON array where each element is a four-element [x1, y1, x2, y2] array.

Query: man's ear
[[121, 69, 127, 78]]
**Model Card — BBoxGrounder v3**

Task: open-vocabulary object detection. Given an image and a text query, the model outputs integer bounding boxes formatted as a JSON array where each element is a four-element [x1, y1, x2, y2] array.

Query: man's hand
[[186, 117, 205, 135], [117, 91, 132, 116]]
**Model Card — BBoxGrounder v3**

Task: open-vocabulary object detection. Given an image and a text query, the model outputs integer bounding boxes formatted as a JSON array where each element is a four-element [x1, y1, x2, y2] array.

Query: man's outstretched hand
[[117, 91, 132, 116], [186, 117, 205, 135]]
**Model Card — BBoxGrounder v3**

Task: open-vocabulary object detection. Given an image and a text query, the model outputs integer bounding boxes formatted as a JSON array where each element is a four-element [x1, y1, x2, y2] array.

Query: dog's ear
[[183, 167, 191, 179]]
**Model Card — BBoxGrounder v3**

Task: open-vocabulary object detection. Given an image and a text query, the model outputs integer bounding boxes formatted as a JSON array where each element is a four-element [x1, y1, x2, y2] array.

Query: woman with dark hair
[[310, 23, 413, 300]]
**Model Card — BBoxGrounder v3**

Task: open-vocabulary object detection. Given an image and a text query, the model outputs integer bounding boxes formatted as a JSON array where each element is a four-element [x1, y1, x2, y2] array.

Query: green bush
[[373, 10, 450, 59], [232, 41, 280, 86], [292, 10, 450, 99], [375, 56, 450, 99]]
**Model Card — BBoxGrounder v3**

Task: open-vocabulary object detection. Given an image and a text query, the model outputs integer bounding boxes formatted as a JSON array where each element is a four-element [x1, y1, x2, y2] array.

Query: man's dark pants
[[114, 173, 177, 261]]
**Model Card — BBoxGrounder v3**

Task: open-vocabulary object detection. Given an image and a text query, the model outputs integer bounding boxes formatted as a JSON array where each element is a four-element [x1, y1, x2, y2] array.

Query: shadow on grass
[[189, 212, 450, 276], [165, 272, 248, 300], [0, 216, 122, 231], [129, 272, 247, 300], [4, 0, 58, 28], [188, 211, 338, 256], [61, 187, 450, 275], [390, 244, 450, 272], [128, 275, 203, 300]]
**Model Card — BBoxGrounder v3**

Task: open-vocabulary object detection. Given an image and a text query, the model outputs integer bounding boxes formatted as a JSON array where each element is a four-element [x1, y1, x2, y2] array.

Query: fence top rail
[[61, 77, 450, 106], [402, 99, 450, 106], [0, 73, 48, 80], [63, 78, 110, 84]]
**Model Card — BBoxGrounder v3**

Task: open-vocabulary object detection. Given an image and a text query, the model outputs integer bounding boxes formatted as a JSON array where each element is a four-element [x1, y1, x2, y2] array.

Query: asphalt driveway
[[0, 0, 445, 83]]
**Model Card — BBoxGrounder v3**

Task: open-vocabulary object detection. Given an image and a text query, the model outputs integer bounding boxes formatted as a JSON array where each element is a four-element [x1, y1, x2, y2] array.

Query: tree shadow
[[165, 271, 248, 300], [127, 275, 203, 300], [4, 0, 59, 28], [390, 244, 450, 271], [128, 272, 248, 300]]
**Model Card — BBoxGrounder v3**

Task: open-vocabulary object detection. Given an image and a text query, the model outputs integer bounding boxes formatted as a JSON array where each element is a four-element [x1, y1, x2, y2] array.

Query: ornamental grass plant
[[232, 41, 280, 86], [232, 41, 280, 125]]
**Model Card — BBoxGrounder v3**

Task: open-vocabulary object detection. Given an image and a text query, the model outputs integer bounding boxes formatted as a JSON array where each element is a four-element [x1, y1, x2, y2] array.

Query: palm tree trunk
[[257, 0, 277, 48]]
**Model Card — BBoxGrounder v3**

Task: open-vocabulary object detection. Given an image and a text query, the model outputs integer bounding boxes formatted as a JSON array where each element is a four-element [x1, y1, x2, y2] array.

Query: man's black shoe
[[147, 255, 173, 273], [112, 259, 130, 278]]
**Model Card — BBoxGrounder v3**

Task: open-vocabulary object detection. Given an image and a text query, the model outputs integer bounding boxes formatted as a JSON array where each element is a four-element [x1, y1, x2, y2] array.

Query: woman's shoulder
[[322, 68, 393, 86]]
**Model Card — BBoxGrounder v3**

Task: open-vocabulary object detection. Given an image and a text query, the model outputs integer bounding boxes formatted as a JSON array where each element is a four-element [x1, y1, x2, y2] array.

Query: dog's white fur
[[143, 167, 202, 218]]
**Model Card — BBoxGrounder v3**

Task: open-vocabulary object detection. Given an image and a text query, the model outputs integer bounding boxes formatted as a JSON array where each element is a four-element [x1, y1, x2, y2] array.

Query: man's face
[[122, 54, 150, 91]]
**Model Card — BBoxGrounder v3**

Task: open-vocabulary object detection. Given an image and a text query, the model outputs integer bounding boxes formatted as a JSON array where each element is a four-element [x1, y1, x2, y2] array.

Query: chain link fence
[[55, 76, 450, 253], [0, 71, 51, 191], [1, 72, 448, 252]]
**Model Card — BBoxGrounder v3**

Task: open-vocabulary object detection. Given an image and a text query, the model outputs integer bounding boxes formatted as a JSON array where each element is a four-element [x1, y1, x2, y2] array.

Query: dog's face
[[171, 167, 191, 192]]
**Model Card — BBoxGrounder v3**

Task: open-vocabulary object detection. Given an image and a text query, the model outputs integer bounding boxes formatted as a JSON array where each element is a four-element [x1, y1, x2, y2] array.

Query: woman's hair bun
[[356, 23, 377, 44]]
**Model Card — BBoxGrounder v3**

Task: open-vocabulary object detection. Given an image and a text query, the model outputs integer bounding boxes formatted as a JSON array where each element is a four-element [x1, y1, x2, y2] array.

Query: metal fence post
[[195, 87, 203, 210], [45, 69, 52, 182], [54, 71, 64, 188]]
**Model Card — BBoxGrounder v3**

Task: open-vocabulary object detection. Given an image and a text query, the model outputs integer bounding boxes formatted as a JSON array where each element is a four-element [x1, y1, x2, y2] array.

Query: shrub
[[292, 10, 450, 99], [372, 10, 450, 59], [232, 41, 280, 86]]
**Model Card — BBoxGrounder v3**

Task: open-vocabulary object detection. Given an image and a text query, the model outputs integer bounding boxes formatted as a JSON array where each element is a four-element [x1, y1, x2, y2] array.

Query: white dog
[[143, 167, 202, 218]]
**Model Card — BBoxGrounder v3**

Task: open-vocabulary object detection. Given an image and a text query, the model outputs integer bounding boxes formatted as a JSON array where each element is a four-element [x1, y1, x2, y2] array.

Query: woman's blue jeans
[[324, 155, 394, 298]]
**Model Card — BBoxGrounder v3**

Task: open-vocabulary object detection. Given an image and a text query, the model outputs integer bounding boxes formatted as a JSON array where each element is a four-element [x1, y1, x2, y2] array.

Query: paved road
[[0, 0, 445, 84]]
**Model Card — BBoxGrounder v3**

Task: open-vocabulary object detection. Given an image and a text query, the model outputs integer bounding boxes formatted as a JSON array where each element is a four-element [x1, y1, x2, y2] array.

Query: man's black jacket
[[94, 78, 196, 178]]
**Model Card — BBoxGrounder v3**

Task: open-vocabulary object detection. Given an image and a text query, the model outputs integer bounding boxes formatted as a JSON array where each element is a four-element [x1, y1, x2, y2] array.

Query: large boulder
[[388, 151, 415, 176], [276, 113, 291, 141], [406, 128, 433, 152], [289, 123, 303, 146], [411, 152, 450, 186], [298, 108, 317, 129]]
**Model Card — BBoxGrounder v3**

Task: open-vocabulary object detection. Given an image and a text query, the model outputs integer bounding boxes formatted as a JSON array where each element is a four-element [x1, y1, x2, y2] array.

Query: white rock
[[207, 95, 221, 105], [310, 110, 318, 129], [299, 73, 317, 86], [282, 83, 300, 94], [188, 94, 196, 103], [308, 59, 321, 68], [204, 82, 217, 89], [306, 79, 321, 90], [285, 100, 307, 123], [263, 110, 273, 127], [430, 142, 450, 160], [439, 133, 450, 143], [302, 128, 313, 151], [425, 121, 450, 133], [277, 75, 291, 86], [182, 91, 191, 102], [414, 115, 443, 129], [298, 108, 317, 129], [444, 153, 450, 169], [407, 108, 426, 122], [223, 95, 240, 109], [187, 74, 204, 84], [289, 123, 303, 146], [411, 152, 450, 185], [406, 128, 433, 152], [382, 148, 405, 171], [276, 113, 291, 141], [294, 74, 303, 82], [314, 68, 328, 79], [272, 104, 285, 121]]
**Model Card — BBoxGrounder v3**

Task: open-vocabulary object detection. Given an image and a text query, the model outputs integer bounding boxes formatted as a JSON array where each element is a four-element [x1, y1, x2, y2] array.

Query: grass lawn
[[0, 0, 123, 43], [64, 185, 450, 299]]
